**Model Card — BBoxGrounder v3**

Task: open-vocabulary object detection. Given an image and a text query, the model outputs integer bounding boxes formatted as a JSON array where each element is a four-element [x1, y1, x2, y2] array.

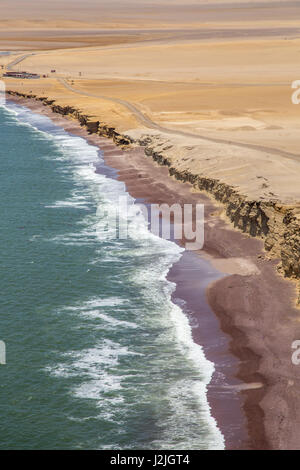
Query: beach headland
[[5, 92, 300, 450]]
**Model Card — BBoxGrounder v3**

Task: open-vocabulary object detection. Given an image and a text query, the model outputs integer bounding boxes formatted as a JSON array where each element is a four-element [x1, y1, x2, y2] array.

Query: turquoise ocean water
[[0, 102, 224, 449]]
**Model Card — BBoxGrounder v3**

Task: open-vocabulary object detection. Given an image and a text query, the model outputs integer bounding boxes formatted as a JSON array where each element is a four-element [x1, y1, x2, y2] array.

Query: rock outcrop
[[140, 134, 300, 301], [7, 90, 134, 148]]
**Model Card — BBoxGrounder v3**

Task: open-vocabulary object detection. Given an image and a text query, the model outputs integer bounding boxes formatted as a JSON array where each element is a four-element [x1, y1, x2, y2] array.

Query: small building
[[3, 71, 40, 79]]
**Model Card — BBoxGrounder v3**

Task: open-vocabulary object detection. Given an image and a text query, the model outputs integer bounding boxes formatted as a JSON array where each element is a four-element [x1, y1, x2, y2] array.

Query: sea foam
[[4, 101, 225, 450]]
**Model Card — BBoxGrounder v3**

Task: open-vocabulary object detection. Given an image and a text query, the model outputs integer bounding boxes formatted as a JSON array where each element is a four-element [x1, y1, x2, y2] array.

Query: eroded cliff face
[[7, 91, 134, 148], [139, 135, 300, 301], [7, 90, 300, 302]]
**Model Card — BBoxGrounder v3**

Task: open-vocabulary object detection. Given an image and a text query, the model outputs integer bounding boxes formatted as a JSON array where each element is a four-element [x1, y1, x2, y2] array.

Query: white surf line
[[6, 99, 225, 449]]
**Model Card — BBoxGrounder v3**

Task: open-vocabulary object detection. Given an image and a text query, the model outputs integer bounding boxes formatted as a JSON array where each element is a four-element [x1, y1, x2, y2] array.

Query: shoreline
[[5, 96, 250, 449], [6, 94, 300, 450]]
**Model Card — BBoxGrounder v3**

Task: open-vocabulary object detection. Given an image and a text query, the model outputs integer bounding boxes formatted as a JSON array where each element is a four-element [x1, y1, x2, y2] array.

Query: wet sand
[[9, 94, 300, 449]]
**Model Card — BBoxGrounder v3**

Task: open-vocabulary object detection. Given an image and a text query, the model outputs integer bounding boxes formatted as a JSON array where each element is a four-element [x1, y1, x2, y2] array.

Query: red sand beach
[[7, 94, 300, 450]]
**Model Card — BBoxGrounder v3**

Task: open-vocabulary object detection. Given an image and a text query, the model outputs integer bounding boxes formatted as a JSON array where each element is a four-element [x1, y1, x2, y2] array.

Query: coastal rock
[[7, 90, 300, 302], [139, 134, 300, 302]]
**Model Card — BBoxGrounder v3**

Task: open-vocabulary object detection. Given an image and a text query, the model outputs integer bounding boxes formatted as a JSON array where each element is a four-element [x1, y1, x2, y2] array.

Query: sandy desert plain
[[2, 0, 300, 450]]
